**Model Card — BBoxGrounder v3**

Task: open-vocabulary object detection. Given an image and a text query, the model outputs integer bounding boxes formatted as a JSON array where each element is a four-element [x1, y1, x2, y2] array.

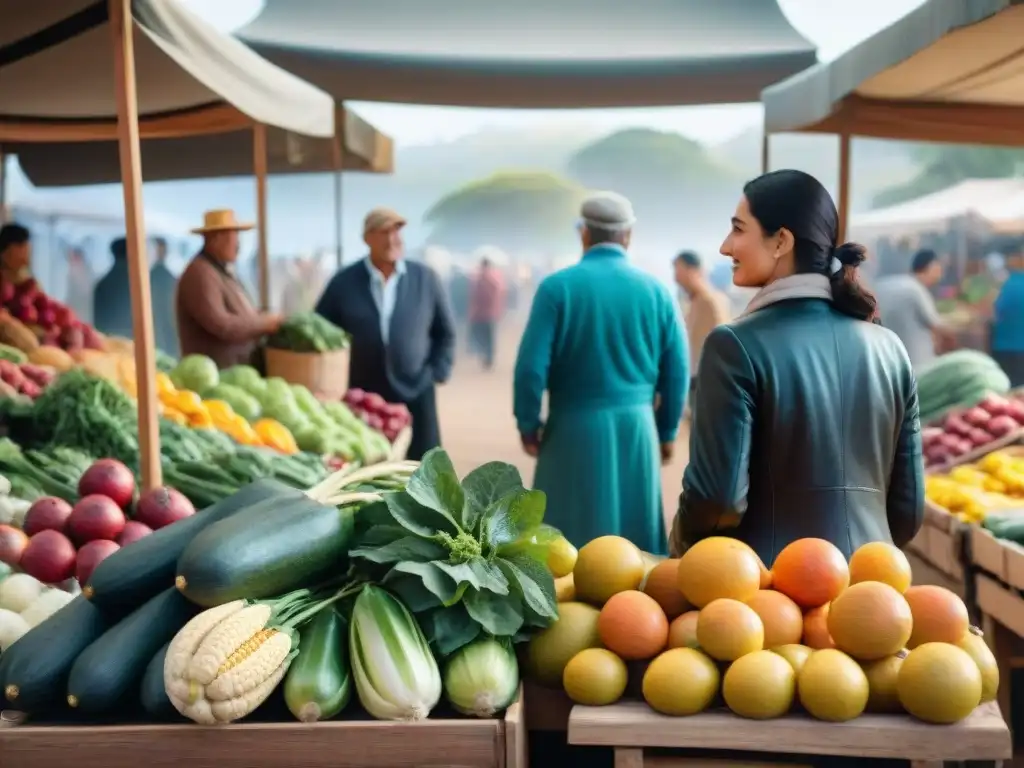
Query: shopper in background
[[316, 207, 456, 460], [991, 239, 1024, 386], [467, 256, 506, 370], [150, 236, 179, 355], [65, 246, 94, 325], [673, 250, 731, 394], [0, 223, 31, 285], [92, 238, 134, 339]]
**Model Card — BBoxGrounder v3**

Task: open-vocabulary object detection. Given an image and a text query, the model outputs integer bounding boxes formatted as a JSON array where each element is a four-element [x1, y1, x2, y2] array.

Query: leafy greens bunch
[[349, 449, 559, 656]]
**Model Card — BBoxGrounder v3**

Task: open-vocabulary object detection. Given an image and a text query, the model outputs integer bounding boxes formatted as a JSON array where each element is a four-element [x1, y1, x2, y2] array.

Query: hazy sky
[[179, 0, 928, 146]]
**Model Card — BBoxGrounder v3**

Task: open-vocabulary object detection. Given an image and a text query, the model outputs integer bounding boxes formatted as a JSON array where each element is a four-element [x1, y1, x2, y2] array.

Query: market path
[[437, 311, 689, 535]]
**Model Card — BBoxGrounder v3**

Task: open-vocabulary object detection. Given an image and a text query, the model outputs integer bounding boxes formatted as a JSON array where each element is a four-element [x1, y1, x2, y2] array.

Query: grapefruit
[[642, 648, 720, 716], [827, 581, 913, 660], [677, 537, 762, 607], [598, 590, 669, 661], [773, 644, 813, 676], [771, 538, 850, 608], [547, 536, 579, 578], [898, 643, 982, 724], [798, 649, 869, 722], [525, 602, 602, 687], [642, 559, 690, 619], [573, 536, 646, 605], [848, 541, 912, 593], [745, 590, 803, 648], [563, 648, 628, 706], [722, 649, 796, 719], [802, 604, 835, 650], [862, 652, 906, 713], [667, 610, 700, 649], [696, 598, 764, 661], [958, 629, 999, 704], [904, 585, 969, 648]]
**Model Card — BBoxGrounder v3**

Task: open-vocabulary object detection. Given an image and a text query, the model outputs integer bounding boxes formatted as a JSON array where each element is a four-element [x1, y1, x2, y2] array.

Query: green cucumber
[[86, 478, 299, 614], [176, 495, 356, 607], [67, 588, 198, 714], [0, 597, 110, 712], [140, 641, 184, 721], [284, 606, 351, 722]]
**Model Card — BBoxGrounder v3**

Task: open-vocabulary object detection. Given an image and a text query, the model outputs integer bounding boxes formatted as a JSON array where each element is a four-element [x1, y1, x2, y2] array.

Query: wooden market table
[[568, 701, 1011, 767], [905, 500, 970, 599]]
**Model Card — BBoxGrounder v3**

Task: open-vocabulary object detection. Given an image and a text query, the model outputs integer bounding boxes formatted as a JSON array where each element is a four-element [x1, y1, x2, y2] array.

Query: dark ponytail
[[831, 242, 878, 322], [743, 170, 877, 323]]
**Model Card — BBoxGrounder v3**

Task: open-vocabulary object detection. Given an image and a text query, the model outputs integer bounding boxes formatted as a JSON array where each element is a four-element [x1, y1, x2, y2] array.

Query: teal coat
[[513, 244, 689, 555]]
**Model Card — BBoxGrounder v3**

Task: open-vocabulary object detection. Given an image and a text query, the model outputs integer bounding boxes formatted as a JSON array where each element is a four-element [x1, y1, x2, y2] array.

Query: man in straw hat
[[513, 191, 689, 555], [316, 207, 456, 460], [176, 209, 283, 368]]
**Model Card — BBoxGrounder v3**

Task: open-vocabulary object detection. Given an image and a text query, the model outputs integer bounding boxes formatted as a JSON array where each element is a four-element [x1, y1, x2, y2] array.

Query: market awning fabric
[[237, 0, 817, 108], [0, 0, 335, 141], [761, 0, 1024, 145], [10, 106, 394, 187]]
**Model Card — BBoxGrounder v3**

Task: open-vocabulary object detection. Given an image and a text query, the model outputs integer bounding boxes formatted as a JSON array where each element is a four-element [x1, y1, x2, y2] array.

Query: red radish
[[980, 394, 1011, 417], [17, 305, 38, 325], [362, 392, 387, 413], [133, 487, 195, 530], [0, 524, 29, 566], [20, 530, 76, 584], [117, 520, 153, 546], [22, 496, 73, 536], [75, 540, 121, 585], [968, 428, 993, 448], [963, 407, 991, 428], [18, 380, 41, 398], [988, 415, 1019, 438], [385, 416, 406, 435], [344, 388, 366, 406], [67, 495, 126, 544], [78, 459, 136, 509]]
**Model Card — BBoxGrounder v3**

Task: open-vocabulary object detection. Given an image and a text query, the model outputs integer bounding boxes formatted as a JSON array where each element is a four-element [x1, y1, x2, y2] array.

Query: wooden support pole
[[109, 0, 161, 489], [837, 132, 851, 244], [253, 123, 270, 311]]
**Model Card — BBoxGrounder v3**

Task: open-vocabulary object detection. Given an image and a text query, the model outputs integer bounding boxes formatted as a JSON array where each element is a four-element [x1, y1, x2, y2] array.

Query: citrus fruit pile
[[527, 534, 998, 724]]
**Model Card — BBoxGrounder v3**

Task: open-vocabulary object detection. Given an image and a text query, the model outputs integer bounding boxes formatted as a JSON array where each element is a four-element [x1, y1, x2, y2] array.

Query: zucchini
[[0, 597, 109, 712], [284, 606, 351, 721], [140, 641, 183, 721], [67, 588, 198, 714], [176, 495, 356, 607], [86, 478, 300, 613]]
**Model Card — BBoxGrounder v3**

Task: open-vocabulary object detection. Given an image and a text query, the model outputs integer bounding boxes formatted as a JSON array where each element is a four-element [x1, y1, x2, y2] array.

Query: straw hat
[[190, 209, 254, 234], [363, 207, 406, 235]]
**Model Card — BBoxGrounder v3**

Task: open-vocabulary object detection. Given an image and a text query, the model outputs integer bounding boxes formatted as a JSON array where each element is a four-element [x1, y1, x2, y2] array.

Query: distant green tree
[[424, 170, 587, 254]]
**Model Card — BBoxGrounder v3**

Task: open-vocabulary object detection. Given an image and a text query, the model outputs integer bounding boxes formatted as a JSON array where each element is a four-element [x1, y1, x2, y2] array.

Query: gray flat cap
[[581, 191, 636, 231]]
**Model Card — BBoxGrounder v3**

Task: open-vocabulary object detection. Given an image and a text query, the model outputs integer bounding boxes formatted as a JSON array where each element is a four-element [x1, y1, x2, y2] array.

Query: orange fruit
[[745, 590, 804, 649], [696, 598, 764, 661], [667, 610, 700, 649], [827, 581, 913, 660], [771, 538, 850, 608], [573, 536, 647, 605], [803, 604, 835, 650], [677, 537, 762, 608], [598, 590, 669, 661], [904, 585, 970, 648], [642, 559, 691, 620], [848, 542, 912, 593]]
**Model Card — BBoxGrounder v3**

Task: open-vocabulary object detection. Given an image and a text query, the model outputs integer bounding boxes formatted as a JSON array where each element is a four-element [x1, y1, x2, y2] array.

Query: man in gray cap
[[513, 191, 689, 555]]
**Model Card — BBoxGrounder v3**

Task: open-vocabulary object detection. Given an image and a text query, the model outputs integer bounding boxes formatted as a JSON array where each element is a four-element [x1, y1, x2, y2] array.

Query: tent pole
[[333, 171, 343, 269], [109, 0, 161, 490], [837, 132, 851, 243], [253, 123, 270, 311]]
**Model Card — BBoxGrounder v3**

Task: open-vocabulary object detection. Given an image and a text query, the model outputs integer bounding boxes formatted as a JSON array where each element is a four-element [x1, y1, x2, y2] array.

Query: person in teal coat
[[513, 192, 689, 555]]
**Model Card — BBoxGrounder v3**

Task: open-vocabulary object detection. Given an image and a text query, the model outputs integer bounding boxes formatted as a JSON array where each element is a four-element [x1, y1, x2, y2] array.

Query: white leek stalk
[[443, 637, 519, 718], [349, 585, 441, 721]]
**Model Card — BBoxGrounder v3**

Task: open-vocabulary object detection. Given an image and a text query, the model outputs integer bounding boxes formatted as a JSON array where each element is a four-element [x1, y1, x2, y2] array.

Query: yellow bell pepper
[[227, 421, 263, 446], [203, 399, 236, 421], [156, 372, 177, 397], [160, 405, 189, 426], [254, 418, 299, 454], [168, 389, 205, 416]]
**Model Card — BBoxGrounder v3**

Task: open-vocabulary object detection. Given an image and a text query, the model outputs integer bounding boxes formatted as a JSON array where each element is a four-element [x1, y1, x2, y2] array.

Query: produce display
[[923, 391, 1024, 469], [0, 571, 76, 651], [0, 449, 562, 728], [918, 350, 1011, 426], [926, 449, 1024, 523], [532, 535, 997, 726], [266, 311, 350, 353], [0, 278, 104, 351], [0, 358, 56, 399]]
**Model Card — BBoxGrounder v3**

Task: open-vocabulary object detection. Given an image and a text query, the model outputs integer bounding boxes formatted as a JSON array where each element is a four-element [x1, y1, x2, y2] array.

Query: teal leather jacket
[[670, 298, 924, 566]]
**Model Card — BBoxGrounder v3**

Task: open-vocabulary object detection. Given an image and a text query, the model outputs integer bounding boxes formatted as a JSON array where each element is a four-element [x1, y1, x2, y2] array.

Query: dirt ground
[[436, 312, 690, 535]]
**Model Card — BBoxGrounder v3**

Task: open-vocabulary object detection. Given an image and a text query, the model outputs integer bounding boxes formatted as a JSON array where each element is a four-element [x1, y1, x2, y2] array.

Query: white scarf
[[739, 273, 832, 318]]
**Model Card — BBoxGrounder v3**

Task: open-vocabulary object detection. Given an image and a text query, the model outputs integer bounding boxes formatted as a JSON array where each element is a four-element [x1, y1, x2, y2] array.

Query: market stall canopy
[[237, 0, 817, 109], [761, 0, 1024, 146], [0, 0, 335, 142], [9, 105, 394, 187]]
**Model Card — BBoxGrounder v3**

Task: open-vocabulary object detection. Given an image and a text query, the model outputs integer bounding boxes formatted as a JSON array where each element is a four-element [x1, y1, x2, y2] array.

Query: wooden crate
[[906, 500, 968, 589], [0, 689, 527, 768]]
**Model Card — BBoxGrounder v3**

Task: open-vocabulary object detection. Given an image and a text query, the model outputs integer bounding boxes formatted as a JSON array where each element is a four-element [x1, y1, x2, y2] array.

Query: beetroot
[[78, 458, 136, 509], [68, 495, 126, 544], [75, 539, 121, 585], [0, 524, 29, 566], [22, 496, 73, 536], [20, 530, 76, 584], [133, 487, 196, 530], [117, 520, 154, 547]]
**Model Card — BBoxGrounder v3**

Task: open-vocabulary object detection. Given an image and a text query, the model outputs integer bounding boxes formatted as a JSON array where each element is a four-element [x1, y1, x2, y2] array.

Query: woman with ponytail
[[670, 169, 924, 564]]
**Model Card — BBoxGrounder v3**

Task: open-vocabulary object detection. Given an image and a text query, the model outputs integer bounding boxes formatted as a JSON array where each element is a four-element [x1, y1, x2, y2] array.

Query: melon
[[898, 643, 981, 724], [696, 598, 764, 661], [722, 649, 795, 719], [827, 581, 912, 660], [526, 602, 602, 686]]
